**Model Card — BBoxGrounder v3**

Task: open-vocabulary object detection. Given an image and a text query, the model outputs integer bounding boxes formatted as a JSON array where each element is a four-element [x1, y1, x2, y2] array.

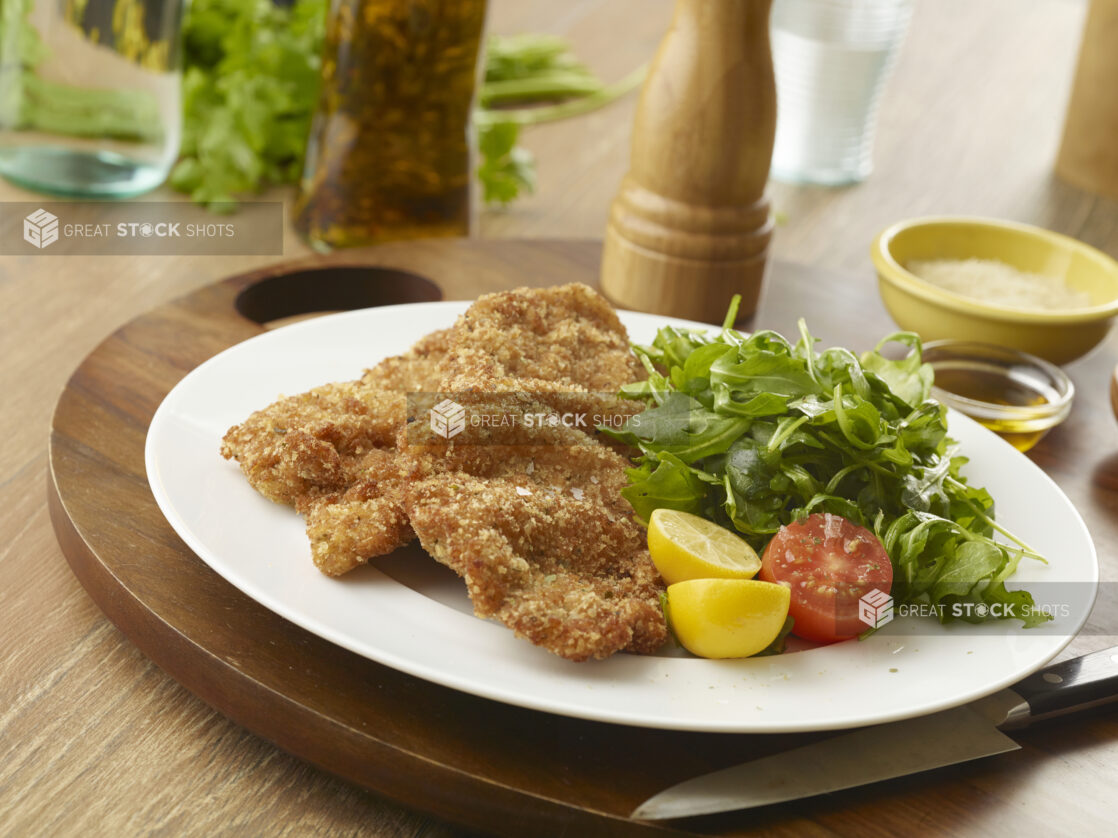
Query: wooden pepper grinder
[[1056, 0, 1118, 201], [600, 0, 777, 324]]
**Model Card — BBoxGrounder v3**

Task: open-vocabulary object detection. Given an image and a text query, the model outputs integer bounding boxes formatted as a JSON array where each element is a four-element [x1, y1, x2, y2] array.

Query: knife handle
[[1010, 647, 1118, 726]]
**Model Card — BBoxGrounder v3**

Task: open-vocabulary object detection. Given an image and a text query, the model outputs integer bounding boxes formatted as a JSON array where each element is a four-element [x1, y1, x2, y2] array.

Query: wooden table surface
[[3, 0, 1117, 835]]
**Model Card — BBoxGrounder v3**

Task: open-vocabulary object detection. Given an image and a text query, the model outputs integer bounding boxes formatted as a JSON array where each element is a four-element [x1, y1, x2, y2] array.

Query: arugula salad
[[607, 303, 1051, 630]]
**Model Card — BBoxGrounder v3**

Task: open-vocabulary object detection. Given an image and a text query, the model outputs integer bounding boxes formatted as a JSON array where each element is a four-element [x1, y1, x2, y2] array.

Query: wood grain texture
[[600, 0, 776, 322], [3, 0, 1118, 835], [43, 240, 1118, 838], [41, 244, 861, 838]]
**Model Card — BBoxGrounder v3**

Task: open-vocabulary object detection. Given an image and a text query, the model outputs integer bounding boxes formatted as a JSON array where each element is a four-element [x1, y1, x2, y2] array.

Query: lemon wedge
[[666, 579, 792, 659], [647, 509, 761, 584]]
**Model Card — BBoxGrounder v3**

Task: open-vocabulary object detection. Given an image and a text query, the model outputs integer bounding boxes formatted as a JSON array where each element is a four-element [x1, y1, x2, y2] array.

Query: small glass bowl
[[922, 340, 1074, 452]]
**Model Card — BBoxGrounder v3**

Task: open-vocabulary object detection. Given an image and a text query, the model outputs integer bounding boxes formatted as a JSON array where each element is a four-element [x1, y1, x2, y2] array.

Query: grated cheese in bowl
[[907, 258, 1090, 311]]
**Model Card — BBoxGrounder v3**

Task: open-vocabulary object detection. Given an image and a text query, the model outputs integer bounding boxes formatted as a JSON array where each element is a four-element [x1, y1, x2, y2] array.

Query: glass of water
[[770, 0, 913, 186], [0, 0, 184, 197]]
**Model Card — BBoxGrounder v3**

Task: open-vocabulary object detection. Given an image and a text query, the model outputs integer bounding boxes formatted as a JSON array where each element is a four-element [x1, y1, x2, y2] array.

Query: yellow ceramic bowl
[[871, 217, 1118, 364]]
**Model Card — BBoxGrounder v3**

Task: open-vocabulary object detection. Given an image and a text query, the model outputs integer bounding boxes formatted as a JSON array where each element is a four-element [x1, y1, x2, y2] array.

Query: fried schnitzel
[[398, 285, 666, 660], [402, 409, 666, 661], [220, 327, 452, 574], [221, 284, 667, 660]]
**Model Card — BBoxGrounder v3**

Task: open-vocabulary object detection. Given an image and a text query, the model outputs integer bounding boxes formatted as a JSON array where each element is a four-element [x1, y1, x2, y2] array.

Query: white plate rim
[[144, 301, 1099, 733]]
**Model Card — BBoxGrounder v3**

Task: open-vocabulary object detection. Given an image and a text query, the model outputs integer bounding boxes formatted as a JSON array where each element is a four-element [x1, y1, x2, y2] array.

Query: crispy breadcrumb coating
[[221, 285, 665, 660], [220, 329, 453, 569], [219, 383, 405, 505], [401, 413, 666, 660], [399, 285, 665, 660], [297, 448, 411, 576], [361, 327, 454, 393]]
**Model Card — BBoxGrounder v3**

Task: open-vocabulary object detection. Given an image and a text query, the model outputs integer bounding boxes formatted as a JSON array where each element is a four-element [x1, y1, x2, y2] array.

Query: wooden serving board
[[46, 239, 1097, 837]]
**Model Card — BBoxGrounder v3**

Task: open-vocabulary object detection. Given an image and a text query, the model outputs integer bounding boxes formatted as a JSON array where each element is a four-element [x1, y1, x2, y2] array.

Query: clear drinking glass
[[0, 0, 184, 197], [770, 0, 913, 185]]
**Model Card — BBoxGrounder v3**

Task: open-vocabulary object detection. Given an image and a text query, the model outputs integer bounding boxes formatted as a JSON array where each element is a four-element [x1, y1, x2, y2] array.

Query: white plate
[[145, 302, 1098, 732]]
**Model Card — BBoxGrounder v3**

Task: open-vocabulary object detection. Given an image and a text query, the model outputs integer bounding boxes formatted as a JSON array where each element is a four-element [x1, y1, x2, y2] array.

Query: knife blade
[[633, 646, 1118, 821]]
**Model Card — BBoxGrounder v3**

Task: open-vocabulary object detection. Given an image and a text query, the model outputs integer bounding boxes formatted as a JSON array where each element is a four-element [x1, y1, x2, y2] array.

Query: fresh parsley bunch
[[606, 304, 1050, 628], [171, 0, 326, 209], [172, 1, 642, 210]]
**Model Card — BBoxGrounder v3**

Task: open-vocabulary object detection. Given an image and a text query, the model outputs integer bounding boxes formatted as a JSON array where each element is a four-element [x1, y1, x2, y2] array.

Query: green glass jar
[[294, 0, 488, 250]]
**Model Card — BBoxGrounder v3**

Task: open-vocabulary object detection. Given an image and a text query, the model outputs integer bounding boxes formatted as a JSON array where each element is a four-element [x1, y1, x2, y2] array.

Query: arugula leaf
[[621, 454, 707, 522], [860, 331, 935, 407], [930, 540, 1005, 601], [615, 393, 751, 464], [605, 313, 1050, 629], [709, 351, 820, 398]]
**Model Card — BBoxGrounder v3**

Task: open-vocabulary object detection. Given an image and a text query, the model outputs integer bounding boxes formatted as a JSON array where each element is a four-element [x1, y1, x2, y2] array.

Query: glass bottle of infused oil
[[294, 0, 488, 250]]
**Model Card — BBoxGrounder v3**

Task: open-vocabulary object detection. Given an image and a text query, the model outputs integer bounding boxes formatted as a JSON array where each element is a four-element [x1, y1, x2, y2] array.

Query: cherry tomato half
[[760, 513, 893, 643]]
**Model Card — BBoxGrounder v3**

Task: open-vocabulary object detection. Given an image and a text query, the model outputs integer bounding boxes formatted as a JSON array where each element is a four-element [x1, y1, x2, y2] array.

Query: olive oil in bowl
[[923, 341, 1074, 452]]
